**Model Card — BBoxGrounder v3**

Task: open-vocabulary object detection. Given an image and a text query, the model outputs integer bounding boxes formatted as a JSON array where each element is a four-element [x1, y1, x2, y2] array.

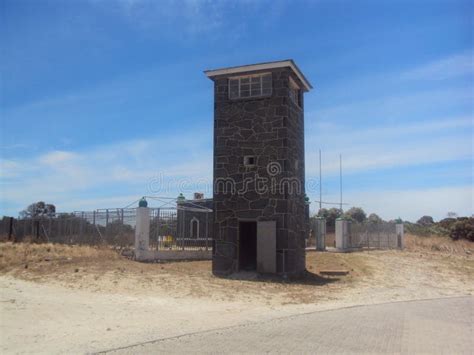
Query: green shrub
[[407, 217, 473, 242], [405, 222, 449, 237], [416, 215, 434, 226], [449, 218, 474, 241], [438, 218, 456, 229]]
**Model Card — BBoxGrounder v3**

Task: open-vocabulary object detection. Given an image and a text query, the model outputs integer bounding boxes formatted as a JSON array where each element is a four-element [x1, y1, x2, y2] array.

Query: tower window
[[244, 156, 256, 167], [229, 73, 272, 100]]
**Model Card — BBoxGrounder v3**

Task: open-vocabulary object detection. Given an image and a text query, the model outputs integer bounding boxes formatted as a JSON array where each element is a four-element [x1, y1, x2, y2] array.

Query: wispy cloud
[[91, 0, 268, 39], [39, 151, 79, 166], [400, 51, 474, 81], [0, 131, 213, 215], [2, 50, 473, 220], [305, 115, 473, 176], [310, 86, 473, 125]]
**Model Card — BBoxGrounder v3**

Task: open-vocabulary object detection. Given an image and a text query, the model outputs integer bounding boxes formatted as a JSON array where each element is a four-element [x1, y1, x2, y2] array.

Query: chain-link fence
[[0, 209, 136, 248], [349, 222, 400, 249], [0, 206, 213, 251]]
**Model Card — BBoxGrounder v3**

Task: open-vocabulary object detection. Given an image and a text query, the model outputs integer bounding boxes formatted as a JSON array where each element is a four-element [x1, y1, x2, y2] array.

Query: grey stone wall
[[211, 67, 307, 277]]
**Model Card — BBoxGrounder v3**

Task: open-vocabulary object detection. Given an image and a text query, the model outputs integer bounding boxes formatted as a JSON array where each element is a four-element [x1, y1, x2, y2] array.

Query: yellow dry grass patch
[[404, 233, 473, 255], [0, 242, 365, 304], [0, 242, 119, 271], [0, 235, 472, 305]]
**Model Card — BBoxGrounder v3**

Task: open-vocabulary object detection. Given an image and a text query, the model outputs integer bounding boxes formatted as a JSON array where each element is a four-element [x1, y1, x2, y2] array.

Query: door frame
[[237, 219, 257, 271]]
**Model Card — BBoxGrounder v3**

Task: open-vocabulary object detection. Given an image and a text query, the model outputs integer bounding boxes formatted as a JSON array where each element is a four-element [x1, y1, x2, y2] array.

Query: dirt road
[[0, 241, 472, 354]]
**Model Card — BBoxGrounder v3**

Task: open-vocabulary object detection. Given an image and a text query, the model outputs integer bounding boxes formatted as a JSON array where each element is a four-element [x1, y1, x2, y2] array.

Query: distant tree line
[[19, 201, 56, 219], [314, 206, 384, 229], [312, 207, 473, 242], [407, 213, 474, 242]]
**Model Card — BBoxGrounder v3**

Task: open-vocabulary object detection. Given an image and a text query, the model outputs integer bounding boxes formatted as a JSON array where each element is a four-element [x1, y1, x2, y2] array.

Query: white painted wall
[[335, 219, 351, 251], [134, 207, 150, 261]]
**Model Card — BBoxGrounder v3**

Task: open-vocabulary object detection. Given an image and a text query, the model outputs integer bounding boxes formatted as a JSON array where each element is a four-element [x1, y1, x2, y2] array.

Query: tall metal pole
[[319, 149, 322, 211], [339, 154, 343, 212]]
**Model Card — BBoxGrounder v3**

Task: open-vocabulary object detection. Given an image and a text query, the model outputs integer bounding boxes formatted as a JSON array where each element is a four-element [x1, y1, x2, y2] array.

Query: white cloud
[[0, 143, 31, 150], [0, 160, 29, 179], [2, 51, 473, 218], [308, 115, 472, 139], [95, 0, 238, 37], [310, 87, 473, 125], [2, 112, 472, 217], [57, 194, 147, 211], [400, 52, 474, 81], [305, 116, 473, 176], [0, 131, 213, 216], [38, 150, 78, 166]]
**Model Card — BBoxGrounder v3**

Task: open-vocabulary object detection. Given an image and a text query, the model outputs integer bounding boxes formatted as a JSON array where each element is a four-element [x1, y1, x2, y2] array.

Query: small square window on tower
[[244, 155, 256, 167]]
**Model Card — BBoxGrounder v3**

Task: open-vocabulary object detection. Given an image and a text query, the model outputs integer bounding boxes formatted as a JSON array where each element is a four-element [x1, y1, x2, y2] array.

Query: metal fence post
[[156, 208, 161, 250], [205, 212, 209, 251], [8, 217, 14, 241], [48, 217, 52, 242], [35, 220, 40, 241], [58, 217, 62, 242], [182, 209, 185, 250], [80, 212, 84, 243], [31, 218, 34, 239], [105, 209, 109, 241], [120, 208, 124, 237]]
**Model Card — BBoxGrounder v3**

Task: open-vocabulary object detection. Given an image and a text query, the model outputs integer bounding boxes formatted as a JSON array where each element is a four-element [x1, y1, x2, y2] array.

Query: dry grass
[[0, 242, 119, 271], [0, 242, 368, 305], [404, 233, 473, 256], [1, 237, 472, 305]]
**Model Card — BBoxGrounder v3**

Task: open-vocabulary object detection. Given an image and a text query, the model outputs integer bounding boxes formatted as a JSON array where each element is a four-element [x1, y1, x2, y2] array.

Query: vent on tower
[[193, 192, 204, 200]]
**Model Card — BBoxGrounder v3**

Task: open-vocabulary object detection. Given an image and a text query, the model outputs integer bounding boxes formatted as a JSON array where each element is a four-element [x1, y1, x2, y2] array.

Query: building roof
[[204, 59, 313, 92]]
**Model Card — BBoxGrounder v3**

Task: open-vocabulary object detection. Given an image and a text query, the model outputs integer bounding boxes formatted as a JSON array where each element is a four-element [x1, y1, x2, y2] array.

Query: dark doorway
[[239, 221, 257, 271]]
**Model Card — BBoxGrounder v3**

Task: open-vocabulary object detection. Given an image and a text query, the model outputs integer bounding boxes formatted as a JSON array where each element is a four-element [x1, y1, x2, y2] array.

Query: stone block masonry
[[205, 60, 313, 277]]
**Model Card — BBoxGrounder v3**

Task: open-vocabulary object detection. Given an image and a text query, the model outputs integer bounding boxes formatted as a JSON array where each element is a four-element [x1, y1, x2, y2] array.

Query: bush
[[316, 208, 342, 229], [449, 218, 474, 241], [417, 215, 434, 226], [438, 218, 457, 229], [368, 213, 383, 224], [407, 217, 474, 242], [405, 222, 449, 237], [344, 207, 367, 223]]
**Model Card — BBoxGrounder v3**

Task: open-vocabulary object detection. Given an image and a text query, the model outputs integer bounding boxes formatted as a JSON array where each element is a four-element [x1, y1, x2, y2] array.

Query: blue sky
[[1, 0, 472, 221]]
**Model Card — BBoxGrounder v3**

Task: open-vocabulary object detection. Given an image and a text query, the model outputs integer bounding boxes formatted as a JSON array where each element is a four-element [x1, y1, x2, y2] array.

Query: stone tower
[[205, 60, 312, 277]]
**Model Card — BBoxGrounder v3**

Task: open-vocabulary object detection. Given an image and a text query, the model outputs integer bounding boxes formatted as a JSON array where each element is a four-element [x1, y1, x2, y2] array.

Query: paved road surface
[[106, 296, 473, 354]]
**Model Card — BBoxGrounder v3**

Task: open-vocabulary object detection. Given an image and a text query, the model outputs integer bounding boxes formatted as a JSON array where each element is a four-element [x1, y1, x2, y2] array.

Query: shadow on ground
[[221, 270, 339, 286]]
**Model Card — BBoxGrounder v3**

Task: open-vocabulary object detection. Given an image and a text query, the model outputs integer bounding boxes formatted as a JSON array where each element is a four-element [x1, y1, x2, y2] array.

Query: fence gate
[[349, 222, 399, 249], [148, 206, 212, 251]]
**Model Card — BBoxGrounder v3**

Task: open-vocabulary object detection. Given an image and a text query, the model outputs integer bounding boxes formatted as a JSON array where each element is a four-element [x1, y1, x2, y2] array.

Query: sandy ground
[[0, 237, 473, 354]]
